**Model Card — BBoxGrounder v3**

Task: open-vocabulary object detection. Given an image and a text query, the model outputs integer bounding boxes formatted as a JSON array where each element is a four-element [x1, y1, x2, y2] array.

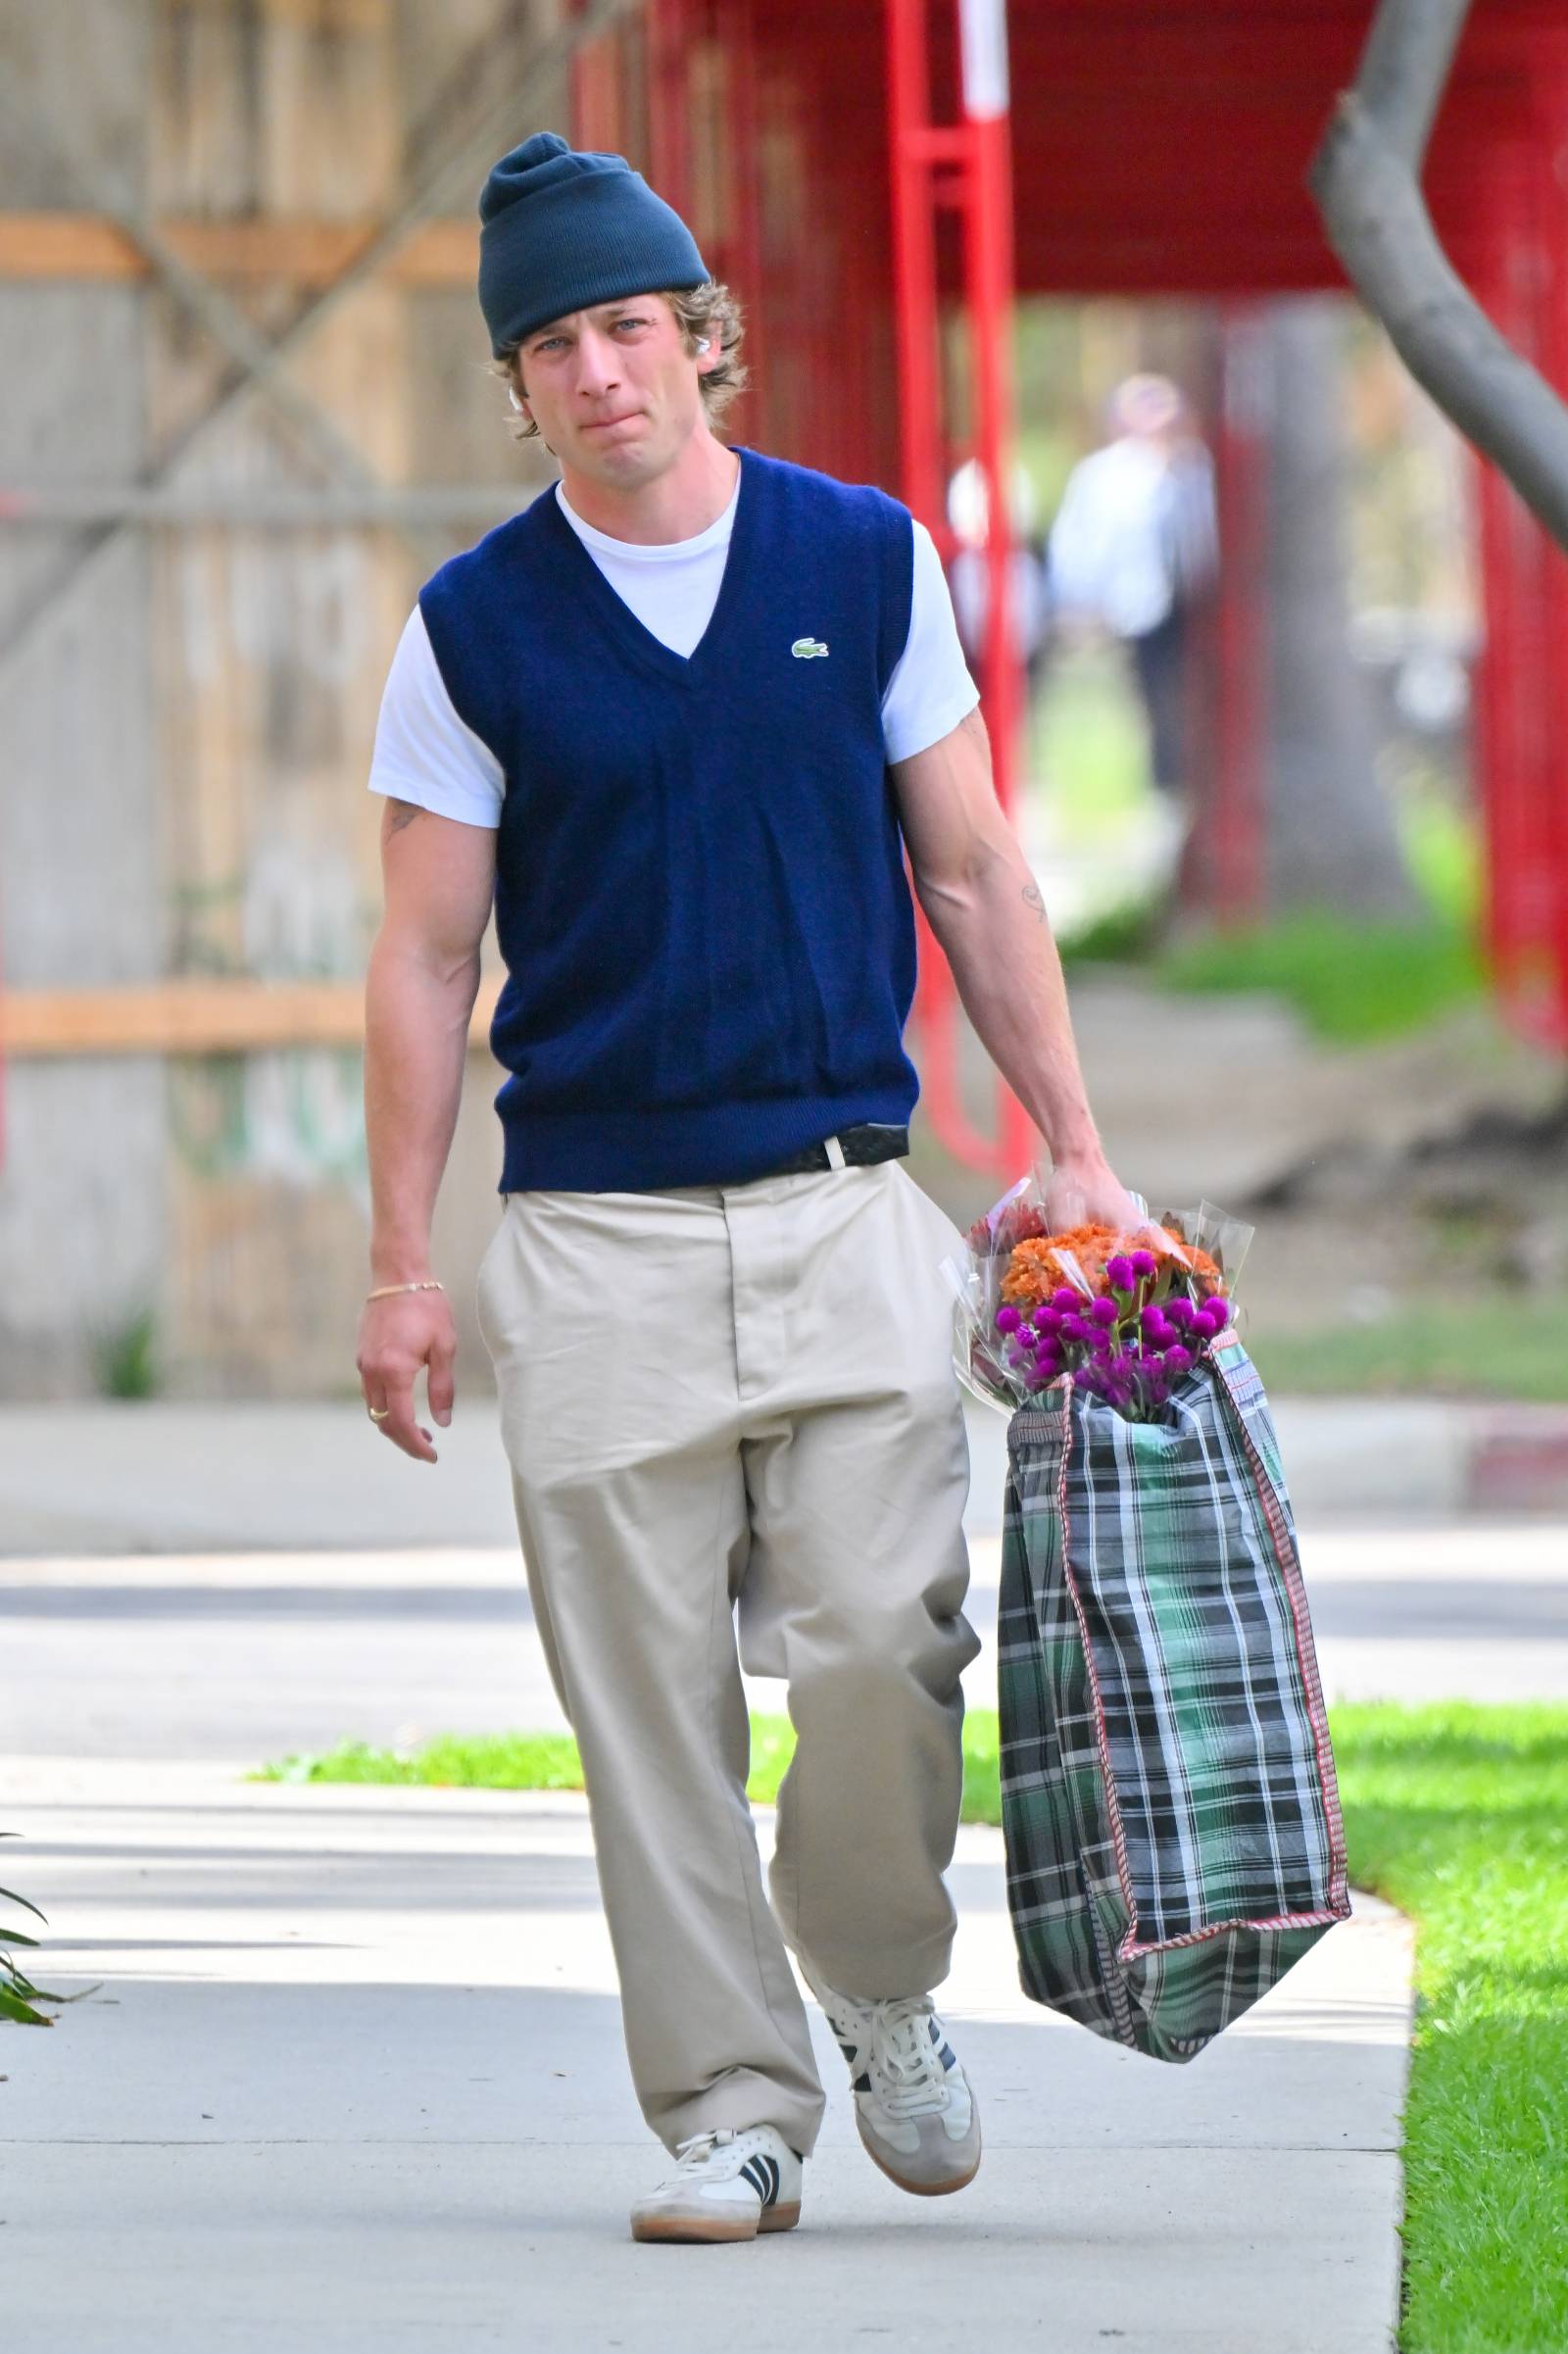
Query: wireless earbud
[[508, 387, 524, 413], [696, 338, 711, 353]]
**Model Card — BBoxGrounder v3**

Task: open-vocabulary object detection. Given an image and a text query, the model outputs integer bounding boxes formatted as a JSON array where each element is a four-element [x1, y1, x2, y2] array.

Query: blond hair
[[492, 280, 749, 440]]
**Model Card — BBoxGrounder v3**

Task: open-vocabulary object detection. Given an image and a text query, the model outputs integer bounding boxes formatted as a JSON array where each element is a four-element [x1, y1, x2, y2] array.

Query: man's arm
[[890, 707, 1142, 1232], [357, 797, 497, 1462]]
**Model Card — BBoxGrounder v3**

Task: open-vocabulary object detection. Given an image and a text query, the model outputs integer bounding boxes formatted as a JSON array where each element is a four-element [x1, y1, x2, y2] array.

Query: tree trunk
[[1263, 296, 1420, 917]]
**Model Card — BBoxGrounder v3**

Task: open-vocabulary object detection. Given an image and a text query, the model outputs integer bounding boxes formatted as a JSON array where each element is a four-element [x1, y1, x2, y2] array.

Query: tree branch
[[1308, 0, 1568, 551]]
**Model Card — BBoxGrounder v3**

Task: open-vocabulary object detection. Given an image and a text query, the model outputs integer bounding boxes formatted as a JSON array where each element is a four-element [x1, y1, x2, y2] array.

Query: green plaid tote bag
[[997, 1332, 1350, 2062]]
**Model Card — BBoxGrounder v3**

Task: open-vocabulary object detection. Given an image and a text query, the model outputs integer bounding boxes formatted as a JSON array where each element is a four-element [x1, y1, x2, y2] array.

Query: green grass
[[257, 1702, 1564, 2348], [1157, 908, 1484, 1045], [86, 1303, 161, 1400], [250, 1712, 997, 1812], [1329, 1703, 1568, 2354], [1250, 1299, 1568, 1405], [1058, 898, 1485, 1043], [1400, 787, 1485, 932], [1033, 679, 1490, 1043], [1028, 651, 1151, 842]]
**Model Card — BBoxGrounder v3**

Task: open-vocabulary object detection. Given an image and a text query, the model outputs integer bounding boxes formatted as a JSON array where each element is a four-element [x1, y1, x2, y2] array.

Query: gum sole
[[631, 2200, 801, 2243], [857, 2117, 982, 2197]]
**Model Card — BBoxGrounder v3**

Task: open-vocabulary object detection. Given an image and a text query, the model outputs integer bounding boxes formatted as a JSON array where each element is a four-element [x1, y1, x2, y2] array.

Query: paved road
[[7, 1393, 1568, 1558], [4, 1518, 1564, 1767]]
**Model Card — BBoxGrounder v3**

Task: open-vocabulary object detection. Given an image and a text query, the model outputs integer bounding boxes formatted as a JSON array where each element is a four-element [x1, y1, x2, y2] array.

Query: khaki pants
[[475, 1154, 982, 2158]]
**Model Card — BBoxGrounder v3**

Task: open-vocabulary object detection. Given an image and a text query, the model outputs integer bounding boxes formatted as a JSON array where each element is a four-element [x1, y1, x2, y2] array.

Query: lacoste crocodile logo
[[791, 637, 830, 659]]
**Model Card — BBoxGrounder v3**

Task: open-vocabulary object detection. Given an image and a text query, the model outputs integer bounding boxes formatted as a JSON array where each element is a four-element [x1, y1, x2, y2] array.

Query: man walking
[[1046, 371, 1218, 826], [358, 130, 1137, 2245]]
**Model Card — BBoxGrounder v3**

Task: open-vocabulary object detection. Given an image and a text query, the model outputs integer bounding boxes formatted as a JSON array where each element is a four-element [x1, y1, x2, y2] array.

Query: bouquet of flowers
[[941, 1170, 1254, 1423]]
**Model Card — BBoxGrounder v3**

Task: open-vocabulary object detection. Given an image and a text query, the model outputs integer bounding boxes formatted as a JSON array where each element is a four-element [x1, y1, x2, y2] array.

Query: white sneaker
[[628, 2123, 803, 2243], [802, 1961, 982, 2196]]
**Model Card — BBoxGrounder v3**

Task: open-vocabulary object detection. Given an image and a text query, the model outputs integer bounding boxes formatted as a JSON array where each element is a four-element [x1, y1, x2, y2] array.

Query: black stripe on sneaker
[[939, 2044, 956, 2069], [740, 2155, 778, 2208]]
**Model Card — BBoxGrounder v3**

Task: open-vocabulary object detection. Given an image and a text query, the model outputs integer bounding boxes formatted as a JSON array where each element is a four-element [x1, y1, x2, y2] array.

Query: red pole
[[886, 0, 945, 531], [1474, 133, 1568, 1052], [721, 0, 764, 438], [885, 0, 1035, 1184], [568, 0, 623, 150], [959, 0, 1035, 1179], [646, 0, 692, 222], [1534, 71, 1568, 1054]]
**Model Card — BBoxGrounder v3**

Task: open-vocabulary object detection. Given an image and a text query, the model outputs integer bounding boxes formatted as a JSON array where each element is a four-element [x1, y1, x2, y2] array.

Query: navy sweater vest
[[418, 444, 920, 1192]]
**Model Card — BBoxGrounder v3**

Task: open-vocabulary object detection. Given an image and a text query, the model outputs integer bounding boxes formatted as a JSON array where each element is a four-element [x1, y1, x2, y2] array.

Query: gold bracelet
[[365, 1279, 445, 1302]]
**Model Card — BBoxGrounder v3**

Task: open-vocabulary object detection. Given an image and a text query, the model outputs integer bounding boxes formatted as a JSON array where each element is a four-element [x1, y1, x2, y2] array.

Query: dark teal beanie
[[477, 130, 709, 358]]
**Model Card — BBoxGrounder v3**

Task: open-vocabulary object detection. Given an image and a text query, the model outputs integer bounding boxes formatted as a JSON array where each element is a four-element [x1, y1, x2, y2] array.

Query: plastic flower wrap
[[940, 1169, 1254, 1422]]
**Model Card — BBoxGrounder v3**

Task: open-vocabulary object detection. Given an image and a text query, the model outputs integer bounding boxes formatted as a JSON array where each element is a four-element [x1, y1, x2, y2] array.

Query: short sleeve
[[880, 517, 982, 764], [368, 606, 505, 828]]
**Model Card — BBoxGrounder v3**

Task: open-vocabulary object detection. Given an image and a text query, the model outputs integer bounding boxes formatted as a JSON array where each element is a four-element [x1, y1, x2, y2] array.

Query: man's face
[[514, 294, 710, 486]]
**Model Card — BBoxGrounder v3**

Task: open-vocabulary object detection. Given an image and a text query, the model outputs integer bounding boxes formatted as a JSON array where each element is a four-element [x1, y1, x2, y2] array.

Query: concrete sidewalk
[[0, 1389, 1445, 2349], [0, 1758, 1412, 2354]]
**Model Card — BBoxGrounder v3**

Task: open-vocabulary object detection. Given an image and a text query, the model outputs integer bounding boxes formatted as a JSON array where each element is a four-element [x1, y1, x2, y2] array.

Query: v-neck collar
[[541, 444, 757, 691]]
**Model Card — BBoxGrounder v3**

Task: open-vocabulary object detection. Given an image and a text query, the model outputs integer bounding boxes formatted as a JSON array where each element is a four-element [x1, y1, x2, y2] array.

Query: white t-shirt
[[1046, 437, 1218, 639], [368, 472, 980, 827]]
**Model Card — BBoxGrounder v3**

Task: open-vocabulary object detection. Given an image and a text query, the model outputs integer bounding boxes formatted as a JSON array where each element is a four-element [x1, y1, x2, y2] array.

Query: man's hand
[[357, 1291, 458, 1463], [1043, 1152, 1150, 1240]]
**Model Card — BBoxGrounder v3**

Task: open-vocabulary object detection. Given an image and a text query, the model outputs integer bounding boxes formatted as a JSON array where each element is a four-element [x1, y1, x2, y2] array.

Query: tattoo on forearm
[[387, 800, 422, 835], [1022, 879, 1048, 923]]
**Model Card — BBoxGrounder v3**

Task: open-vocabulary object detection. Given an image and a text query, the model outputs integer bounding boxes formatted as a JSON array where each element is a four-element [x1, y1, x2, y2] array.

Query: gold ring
[[368, 1404, 391, 1422]]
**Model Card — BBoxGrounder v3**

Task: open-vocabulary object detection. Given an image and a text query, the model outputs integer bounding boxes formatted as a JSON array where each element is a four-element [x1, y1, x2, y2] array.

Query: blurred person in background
[[945, 455, 1052, 694], [355, 131, 1139, 2248], [1046, 372, 1218, 840]]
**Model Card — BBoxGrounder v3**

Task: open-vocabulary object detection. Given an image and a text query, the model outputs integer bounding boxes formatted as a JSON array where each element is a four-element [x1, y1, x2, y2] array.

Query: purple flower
[[1036, 1304, 1063, 1333], [1105, 1254, 1135, 1291], [1140, 1304, 1173, 1343], [1051, 1286, 1082, 1315], [1163, 1296, 1195, 1331], [1130, 1249, 1158, 1280], [1090, 1296, 1120, 1328], [1164, 1344, 1193, 1376], [1058, 1314, 1089, 1346], [1089, 1328, 1113, 1356], [996, 1303, 1021, 1333]]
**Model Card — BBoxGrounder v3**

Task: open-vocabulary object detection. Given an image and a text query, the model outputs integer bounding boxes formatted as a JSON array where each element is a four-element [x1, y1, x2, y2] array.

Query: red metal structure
[[570, 0, 1568, 1182]]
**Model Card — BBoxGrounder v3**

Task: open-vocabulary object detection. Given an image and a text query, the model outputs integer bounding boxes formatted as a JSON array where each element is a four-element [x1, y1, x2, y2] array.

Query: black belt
[[752, 1122, 910, 1179]]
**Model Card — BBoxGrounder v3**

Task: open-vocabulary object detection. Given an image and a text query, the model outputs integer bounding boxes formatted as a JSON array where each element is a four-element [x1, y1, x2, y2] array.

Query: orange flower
[[1000, 1222, 1225, 1310]]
